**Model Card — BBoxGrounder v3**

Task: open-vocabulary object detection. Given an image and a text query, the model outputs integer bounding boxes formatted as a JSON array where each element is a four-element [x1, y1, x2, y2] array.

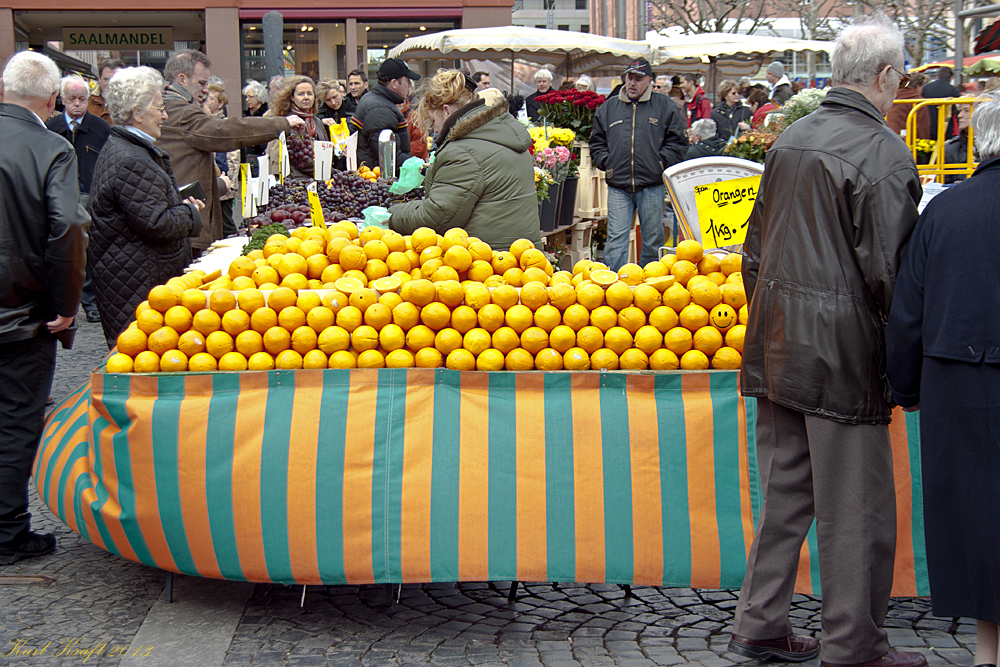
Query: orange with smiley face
[[709, 304, 738, 333]]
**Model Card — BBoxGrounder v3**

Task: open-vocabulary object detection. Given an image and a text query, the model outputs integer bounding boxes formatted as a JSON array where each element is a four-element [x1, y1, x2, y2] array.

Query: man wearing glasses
[[729, 14, 926, 667], [653, 75, 670, 93]]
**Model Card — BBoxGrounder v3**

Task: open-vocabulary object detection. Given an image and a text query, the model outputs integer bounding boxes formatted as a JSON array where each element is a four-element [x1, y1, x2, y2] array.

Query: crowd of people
[[3, 18, 1000, 667]]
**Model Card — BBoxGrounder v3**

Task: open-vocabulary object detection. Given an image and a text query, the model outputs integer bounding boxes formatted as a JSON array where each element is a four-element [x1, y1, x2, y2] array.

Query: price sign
[[693, 175, 760, 249], [278, 132, 290, 183], [314, 141, 334, 181], [345, 133, 359, 172], [306, 181, 326, 229], [239, 163, 249, 217]]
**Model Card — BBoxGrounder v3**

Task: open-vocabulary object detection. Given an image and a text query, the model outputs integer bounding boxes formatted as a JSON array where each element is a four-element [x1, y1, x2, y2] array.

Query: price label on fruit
[[693, 175, 760, 250]]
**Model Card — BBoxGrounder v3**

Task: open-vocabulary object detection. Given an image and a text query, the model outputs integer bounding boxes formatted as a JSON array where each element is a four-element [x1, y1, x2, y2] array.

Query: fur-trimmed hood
[[436, 98, 531, 154]]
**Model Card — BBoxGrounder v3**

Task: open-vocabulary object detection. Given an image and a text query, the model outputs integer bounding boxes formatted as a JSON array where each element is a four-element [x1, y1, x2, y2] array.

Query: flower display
[[915, 139, 936, 155], [534, 166, 555, 204], [535, 145, 573, 182], [723, 129, 782, 164], [535, 89, 606, 142]]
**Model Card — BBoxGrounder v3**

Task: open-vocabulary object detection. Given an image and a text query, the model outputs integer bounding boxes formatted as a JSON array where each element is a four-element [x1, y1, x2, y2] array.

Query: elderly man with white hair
[[0, 51, 90, 565], [46, 75, 111, 323], [729, 14, 926, 667], [524, 67, 554, 122]]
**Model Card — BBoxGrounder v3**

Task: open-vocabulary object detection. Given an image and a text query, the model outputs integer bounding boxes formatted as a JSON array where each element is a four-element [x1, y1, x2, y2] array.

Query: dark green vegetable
[[241, 223, 290, 256]]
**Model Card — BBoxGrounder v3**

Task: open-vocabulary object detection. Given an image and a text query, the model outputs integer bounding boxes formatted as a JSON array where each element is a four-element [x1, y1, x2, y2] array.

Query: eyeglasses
[[889, 65, 911, 88]]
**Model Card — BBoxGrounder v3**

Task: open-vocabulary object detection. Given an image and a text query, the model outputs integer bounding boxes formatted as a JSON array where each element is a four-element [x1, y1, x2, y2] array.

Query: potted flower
[[534, 89, 606, 142]]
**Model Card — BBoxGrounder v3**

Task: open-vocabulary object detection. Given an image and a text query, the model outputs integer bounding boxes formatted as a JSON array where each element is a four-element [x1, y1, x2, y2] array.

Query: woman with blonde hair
[[267, 75, 329, 179], [389, 70, 540, 248]]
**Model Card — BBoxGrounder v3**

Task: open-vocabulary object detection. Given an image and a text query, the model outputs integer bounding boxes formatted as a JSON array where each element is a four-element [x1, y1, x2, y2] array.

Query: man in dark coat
[[921, 66, 962, 141], [46, 74, 110, 323], [349, 58, 420, 175], [0, 51, 90, 565], [765, 61, 793, 106], [524, 68, 554, 122], [728, 16, 927, 667], [342, 69, 368, 116]]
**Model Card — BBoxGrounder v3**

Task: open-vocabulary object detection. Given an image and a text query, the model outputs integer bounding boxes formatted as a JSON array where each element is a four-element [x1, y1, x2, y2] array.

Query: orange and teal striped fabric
[[34, 369, 928, 596]]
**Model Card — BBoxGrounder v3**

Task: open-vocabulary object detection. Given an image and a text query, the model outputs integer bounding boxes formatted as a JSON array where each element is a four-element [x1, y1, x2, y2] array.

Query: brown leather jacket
[[885, 86, 931, 140], [87, 93, 112, 125], [741, 88, 922, 424], [156, 84, 289, 250]]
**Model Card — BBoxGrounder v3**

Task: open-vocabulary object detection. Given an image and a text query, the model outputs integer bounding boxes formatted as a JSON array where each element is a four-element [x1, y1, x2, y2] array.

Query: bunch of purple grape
[[287, 133, 315, 173]]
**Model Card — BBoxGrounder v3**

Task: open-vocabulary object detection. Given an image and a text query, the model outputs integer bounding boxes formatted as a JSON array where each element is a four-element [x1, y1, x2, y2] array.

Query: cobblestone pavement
[[0, 308, 978, 666]]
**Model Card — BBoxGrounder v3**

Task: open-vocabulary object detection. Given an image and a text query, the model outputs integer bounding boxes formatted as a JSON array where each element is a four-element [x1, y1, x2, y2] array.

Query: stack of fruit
[[105, 227, 747, 374]]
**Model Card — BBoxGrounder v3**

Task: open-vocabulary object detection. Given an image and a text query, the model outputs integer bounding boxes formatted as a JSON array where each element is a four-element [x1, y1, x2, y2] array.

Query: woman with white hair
[[242, 80, 269, 172], [575, 75, 595, 92], [887, 92, 1000, 667], [87, 67, 205, 349]]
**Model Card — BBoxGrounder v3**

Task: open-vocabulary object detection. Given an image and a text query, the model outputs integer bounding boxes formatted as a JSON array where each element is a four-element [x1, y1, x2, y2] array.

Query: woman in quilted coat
[[88, 67, 204, 348]]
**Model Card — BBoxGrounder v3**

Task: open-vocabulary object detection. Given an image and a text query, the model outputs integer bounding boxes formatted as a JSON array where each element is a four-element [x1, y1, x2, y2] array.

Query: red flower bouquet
[[535, 89, 606, 142]]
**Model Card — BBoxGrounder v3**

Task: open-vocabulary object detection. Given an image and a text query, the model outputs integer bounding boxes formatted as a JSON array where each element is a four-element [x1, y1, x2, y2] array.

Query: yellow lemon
[[476, 304, 506, 333], [725, 324, 746, 354], [491, 251, 518, 275], [220, 309, 250, 337], [159, 349, 188, 372], [561, 304, 590, 332], [420, 302, 452, 330], [649, 305, 680, 333], [576, 325, 605, 354], [336, 305, 364, 332], [148, 285, 180, 313], [250, 307, 278, 334], [278, 306, 307, 332], [589, 269, 619, 288], [533, 304, 562, 332], [392, 302, 421, 331], [351, 325, 380, 351], [379, 323, 406, 352], [405, 325, 436, 352], [386, 252, 413, 274], [147, 326, 180, 356], [690, 281, 723, 310], [379, 292, 403, 310], [589, 305, 618, 333], [443, 245, 473, 272], [263, 326, 291, 355], [235, 329, 265, 357], [590, 348, 619, 370], [116, 328, 148, 357], [301, 349, 328, 369], [697, 254, 722, 275], [291, 326, 318, 354], [133, 350, 161, 372], [476, 348, 505, 371], [252, 265, 280, 288], [617, 263, 644, 286], [338, 245, 367, 271], [679, 303, 710, 332], [617, 306, 646, 335], [468, 240, 492, 262], [649, 348, 680, 370], [707, 271, 727, 287], [670, 259, 698, 287], [177, 330, 206, 357], [619, 348, 649, 370], [274, 349, 303, 369], [504, 304, 534, 334], [410, 228, 439, 253], [491, 327, 521, 354], [434, 328, 464, 355], [277, 253, 308, 280], [435, 280, 465, 308], [632, 284, 662, 314], [548, 325, 576, 353], [320, 290, 347, 315], [363, 302, 392, 331], [534, 348, 563, 370], [401, 278, 436, 307], [721, 282, 747, 310], [450, 305, 479, 334], [562, 347, 590, 370], [244, 351, 274, 370], [414, 347, 444, 368], [508, 238, 536, 261], [228, 256, 257, 279], [709, 304, 738, 333], [634, 325, 664, 355], [502, 267, 524, 287], [106, 353, 134, 373], [383, 349, 415, 368], [202, 330, 233, 359], [280, 273, 309, 292], [548, 283, 577, 310], [296, 291, 322, 315], [357, 349, 386, 369], [462, 284, 491, 311], [307, 306, 335, 333], [446, 348, 476, 371], [518, 282, 548, 310], [605, 281, 633, 310], [467, 260, 494, 283], [490, 284, 520, 310], [664, 326, 694, 355], [504, 348, 535, 371], [327, 350, 357, 369], [317, 326, 350, 354], [712, 346, 743, 369], [721, 253, 742, 276], [604, 327, 633, 355], [576, 283, 605, 310], [676, 239, 704, 264], [463, 328, 492, 356], [187, 351, 218, 372], [136, 309, 165, 336], [662, 283, 691, 312], [180, 289, 207, 313], [163, 305, 193, 333], [643, 261, 668, 279], [680, 349, 710, 370], [519, 327, 549, 355], [266, 286, 296, 312]]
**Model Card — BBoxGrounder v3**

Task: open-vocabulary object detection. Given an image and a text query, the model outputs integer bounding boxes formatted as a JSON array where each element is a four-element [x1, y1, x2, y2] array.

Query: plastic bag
[[389, 156, 425, 194], [361, 206, 391, 229]]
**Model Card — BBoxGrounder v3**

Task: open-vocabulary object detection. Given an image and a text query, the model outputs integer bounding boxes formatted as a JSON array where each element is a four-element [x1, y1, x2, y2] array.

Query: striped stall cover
[[33, 369, 928, 596]]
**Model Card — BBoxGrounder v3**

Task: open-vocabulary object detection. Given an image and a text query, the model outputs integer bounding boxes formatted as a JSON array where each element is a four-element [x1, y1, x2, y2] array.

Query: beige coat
[[157, 84, 290, 250]]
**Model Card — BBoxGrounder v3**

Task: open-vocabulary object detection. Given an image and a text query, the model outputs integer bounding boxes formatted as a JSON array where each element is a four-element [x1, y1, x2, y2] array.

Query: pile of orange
[[105, 229, 748, 374]]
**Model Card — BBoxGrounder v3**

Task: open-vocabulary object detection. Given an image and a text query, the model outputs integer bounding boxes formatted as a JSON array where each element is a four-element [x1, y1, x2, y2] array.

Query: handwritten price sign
[[694, 175, 760, 249]]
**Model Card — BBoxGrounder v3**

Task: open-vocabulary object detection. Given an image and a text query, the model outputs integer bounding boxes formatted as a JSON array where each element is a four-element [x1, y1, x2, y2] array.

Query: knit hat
[[766, 61, 785, 77]]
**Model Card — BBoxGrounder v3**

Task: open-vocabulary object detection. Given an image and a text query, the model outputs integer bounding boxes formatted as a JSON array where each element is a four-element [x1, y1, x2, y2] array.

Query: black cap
[[623, 58, 654, 78], [378, 58, 421, 81]]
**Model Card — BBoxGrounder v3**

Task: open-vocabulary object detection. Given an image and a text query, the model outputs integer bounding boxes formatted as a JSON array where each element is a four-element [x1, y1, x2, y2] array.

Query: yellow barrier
[[893, 96, 980, 183]]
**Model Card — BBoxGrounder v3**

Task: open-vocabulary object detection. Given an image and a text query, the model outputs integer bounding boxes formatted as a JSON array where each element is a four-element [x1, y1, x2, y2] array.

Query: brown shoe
[[729, 634, 820, 662], [821, 649, 928, 667]]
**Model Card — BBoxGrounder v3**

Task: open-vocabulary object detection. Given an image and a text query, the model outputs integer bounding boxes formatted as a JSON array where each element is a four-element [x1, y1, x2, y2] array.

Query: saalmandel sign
[[62, 28, 173, 50]]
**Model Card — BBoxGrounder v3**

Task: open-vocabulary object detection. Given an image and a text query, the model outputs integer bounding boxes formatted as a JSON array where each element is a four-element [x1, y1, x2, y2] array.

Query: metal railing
[[894, 96, 980, 183]]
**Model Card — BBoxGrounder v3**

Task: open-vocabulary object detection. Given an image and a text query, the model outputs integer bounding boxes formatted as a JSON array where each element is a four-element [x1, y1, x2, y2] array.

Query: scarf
[[292, 106, 319, 139]]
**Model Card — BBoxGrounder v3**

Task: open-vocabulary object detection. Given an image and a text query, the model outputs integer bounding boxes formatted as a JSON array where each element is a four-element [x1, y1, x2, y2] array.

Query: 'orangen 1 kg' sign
[[694, 175, 760, 249]]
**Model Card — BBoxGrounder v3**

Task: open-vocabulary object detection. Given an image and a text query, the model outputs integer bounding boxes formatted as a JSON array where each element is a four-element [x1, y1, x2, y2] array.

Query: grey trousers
[[733, 397, 896, 664]]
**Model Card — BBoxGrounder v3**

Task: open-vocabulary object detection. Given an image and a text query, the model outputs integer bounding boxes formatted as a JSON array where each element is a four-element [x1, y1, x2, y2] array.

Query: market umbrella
[[387, 26, 654, 90], [909, 51, 1000, 73], [976, 19, 1000, 55], [964, 57, 1000, 76]]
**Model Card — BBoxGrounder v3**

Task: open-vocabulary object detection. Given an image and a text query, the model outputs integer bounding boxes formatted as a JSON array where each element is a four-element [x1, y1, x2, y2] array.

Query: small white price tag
[[314, 141, 334, 181]]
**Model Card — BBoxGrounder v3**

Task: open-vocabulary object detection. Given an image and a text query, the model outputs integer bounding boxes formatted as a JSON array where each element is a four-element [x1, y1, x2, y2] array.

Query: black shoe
[[0, 532, 57, 565], [85, 309, 101, 323], [730, 634, 820, 662]]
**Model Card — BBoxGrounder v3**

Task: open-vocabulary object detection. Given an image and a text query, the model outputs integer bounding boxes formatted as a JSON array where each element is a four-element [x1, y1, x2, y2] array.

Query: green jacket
[[390, 99, 541, 250]]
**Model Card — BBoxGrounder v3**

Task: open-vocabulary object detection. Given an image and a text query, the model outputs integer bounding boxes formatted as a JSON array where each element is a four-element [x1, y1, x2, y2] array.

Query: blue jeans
[[605, 184, 665, 271]]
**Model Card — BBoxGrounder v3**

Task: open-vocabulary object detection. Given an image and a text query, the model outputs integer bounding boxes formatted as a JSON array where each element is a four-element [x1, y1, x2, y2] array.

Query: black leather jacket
[[741, 88, 922, 424], [0, 103, 90, 344]]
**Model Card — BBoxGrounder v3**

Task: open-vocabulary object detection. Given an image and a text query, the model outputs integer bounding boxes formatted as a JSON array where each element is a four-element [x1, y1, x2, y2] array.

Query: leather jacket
[[741, 88, 922, 424], [0, 103, 90, 344]]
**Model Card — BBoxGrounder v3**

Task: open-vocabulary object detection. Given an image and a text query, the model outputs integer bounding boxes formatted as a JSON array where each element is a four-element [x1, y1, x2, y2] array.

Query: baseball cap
[[378, 58, 422, 81], [623, 58, 654, 78]]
